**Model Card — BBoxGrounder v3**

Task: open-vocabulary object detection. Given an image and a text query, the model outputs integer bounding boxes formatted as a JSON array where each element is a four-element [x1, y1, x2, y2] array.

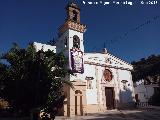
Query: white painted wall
[[83, 53, 134, 105], [134, 84, 158, 102], [85, 64, 98, 104], [118, 69, 134, 103], [84, 53, 133, 70], [56, 29, 85, 80], [55, 30, 69, 55], [33, 42, 56, 53]]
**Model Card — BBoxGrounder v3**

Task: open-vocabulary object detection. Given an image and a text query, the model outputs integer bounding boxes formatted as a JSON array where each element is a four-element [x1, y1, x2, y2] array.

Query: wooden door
[[105, 87, 115, 110]]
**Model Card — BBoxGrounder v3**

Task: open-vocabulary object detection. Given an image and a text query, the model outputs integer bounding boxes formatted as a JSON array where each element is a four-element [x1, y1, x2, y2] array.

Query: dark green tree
[[0, 43, 72, 118], [132, 54, 160, 84], [0, 63, 8, 98]]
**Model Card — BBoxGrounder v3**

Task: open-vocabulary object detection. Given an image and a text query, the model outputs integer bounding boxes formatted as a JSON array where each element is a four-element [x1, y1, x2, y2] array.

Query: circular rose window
[[103, 69, 112, 82]]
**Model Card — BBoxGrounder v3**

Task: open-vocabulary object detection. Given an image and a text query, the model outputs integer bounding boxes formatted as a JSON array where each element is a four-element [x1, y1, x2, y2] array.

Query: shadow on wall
[[118, 88, 135, 109]]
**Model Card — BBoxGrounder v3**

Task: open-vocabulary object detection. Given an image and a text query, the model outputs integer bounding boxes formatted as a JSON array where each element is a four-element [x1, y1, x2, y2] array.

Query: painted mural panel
[[70, 49, 84, 73]]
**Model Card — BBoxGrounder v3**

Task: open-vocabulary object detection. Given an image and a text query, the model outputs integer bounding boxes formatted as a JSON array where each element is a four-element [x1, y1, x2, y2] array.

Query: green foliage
[[0, 43, 72, 118], [132, 54, 160, 84]]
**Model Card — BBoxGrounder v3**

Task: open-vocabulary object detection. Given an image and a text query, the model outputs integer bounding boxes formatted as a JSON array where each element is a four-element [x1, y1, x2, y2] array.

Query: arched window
[[73, 35, 80, 49], [73, 10, 78, 22]]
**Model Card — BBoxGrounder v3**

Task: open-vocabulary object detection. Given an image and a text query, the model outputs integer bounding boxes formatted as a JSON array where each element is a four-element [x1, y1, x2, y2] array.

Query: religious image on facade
[[70, 49, 84, 73], [34, 1, 135, 117]]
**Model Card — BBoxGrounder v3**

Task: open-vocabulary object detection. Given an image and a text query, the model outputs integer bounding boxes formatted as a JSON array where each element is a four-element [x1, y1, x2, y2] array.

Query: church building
[[34, 1, 135, 117]]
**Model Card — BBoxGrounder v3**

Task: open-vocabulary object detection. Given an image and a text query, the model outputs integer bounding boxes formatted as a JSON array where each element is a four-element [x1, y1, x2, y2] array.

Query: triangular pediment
[[84, 53, 133, 70]]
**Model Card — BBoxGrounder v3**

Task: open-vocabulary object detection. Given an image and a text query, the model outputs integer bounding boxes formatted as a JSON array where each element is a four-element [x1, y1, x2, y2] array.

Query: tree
[[0, 43, 72, 118], [0, 63, 8, 99], [132, 54, 160, 84], [132, 54, 160, 106]]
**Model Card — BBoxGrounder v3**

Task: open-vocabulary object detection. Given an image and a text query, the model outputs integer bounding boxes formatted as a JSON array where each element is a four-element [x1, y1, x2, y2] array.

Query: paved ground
[[55, 106, 160, 120], [1, 106, 160, 120]]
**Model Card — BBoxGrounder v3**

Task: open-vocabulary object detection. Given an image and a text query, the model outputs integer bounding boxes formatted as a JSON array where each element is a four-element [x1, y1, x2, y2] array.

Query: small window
[[87, 80, 93, 89]]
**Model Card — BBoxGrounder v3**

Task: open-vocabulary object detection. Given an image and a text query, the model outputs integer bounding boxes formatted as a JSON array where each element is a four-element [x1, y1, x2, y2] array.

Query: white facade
[[34, 41, 135, 109], [33, 42, 56, 52], [33, 1, 135, 116], [83, 53, 135, 107]]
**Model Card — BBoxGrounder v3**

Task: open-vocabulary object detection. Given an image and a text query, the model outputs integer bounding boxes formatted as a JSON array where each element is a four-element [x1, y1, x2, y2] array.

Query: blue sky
[[0, 0, 160, 63]]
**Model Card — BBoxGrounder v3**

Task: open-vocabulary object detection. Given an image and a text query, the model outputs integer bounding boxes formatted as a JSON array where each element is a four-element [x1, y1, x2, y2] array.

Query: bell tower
[[66, 0, 80, 23], [56, 1, 87, 117], [57, 0, 86, 73]]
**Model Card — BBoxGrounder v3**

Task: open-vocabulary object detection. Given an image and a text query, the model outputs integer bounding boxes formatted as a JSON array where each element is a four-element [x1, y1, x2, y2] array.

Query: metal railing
[[135, 102, 152, 107]]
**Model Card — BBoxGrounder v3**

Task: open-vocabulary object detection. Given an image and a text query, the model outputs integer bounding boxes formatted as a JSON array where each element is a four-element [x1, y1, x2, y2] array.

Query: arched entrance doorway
[[75, 90, 83, 115]]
